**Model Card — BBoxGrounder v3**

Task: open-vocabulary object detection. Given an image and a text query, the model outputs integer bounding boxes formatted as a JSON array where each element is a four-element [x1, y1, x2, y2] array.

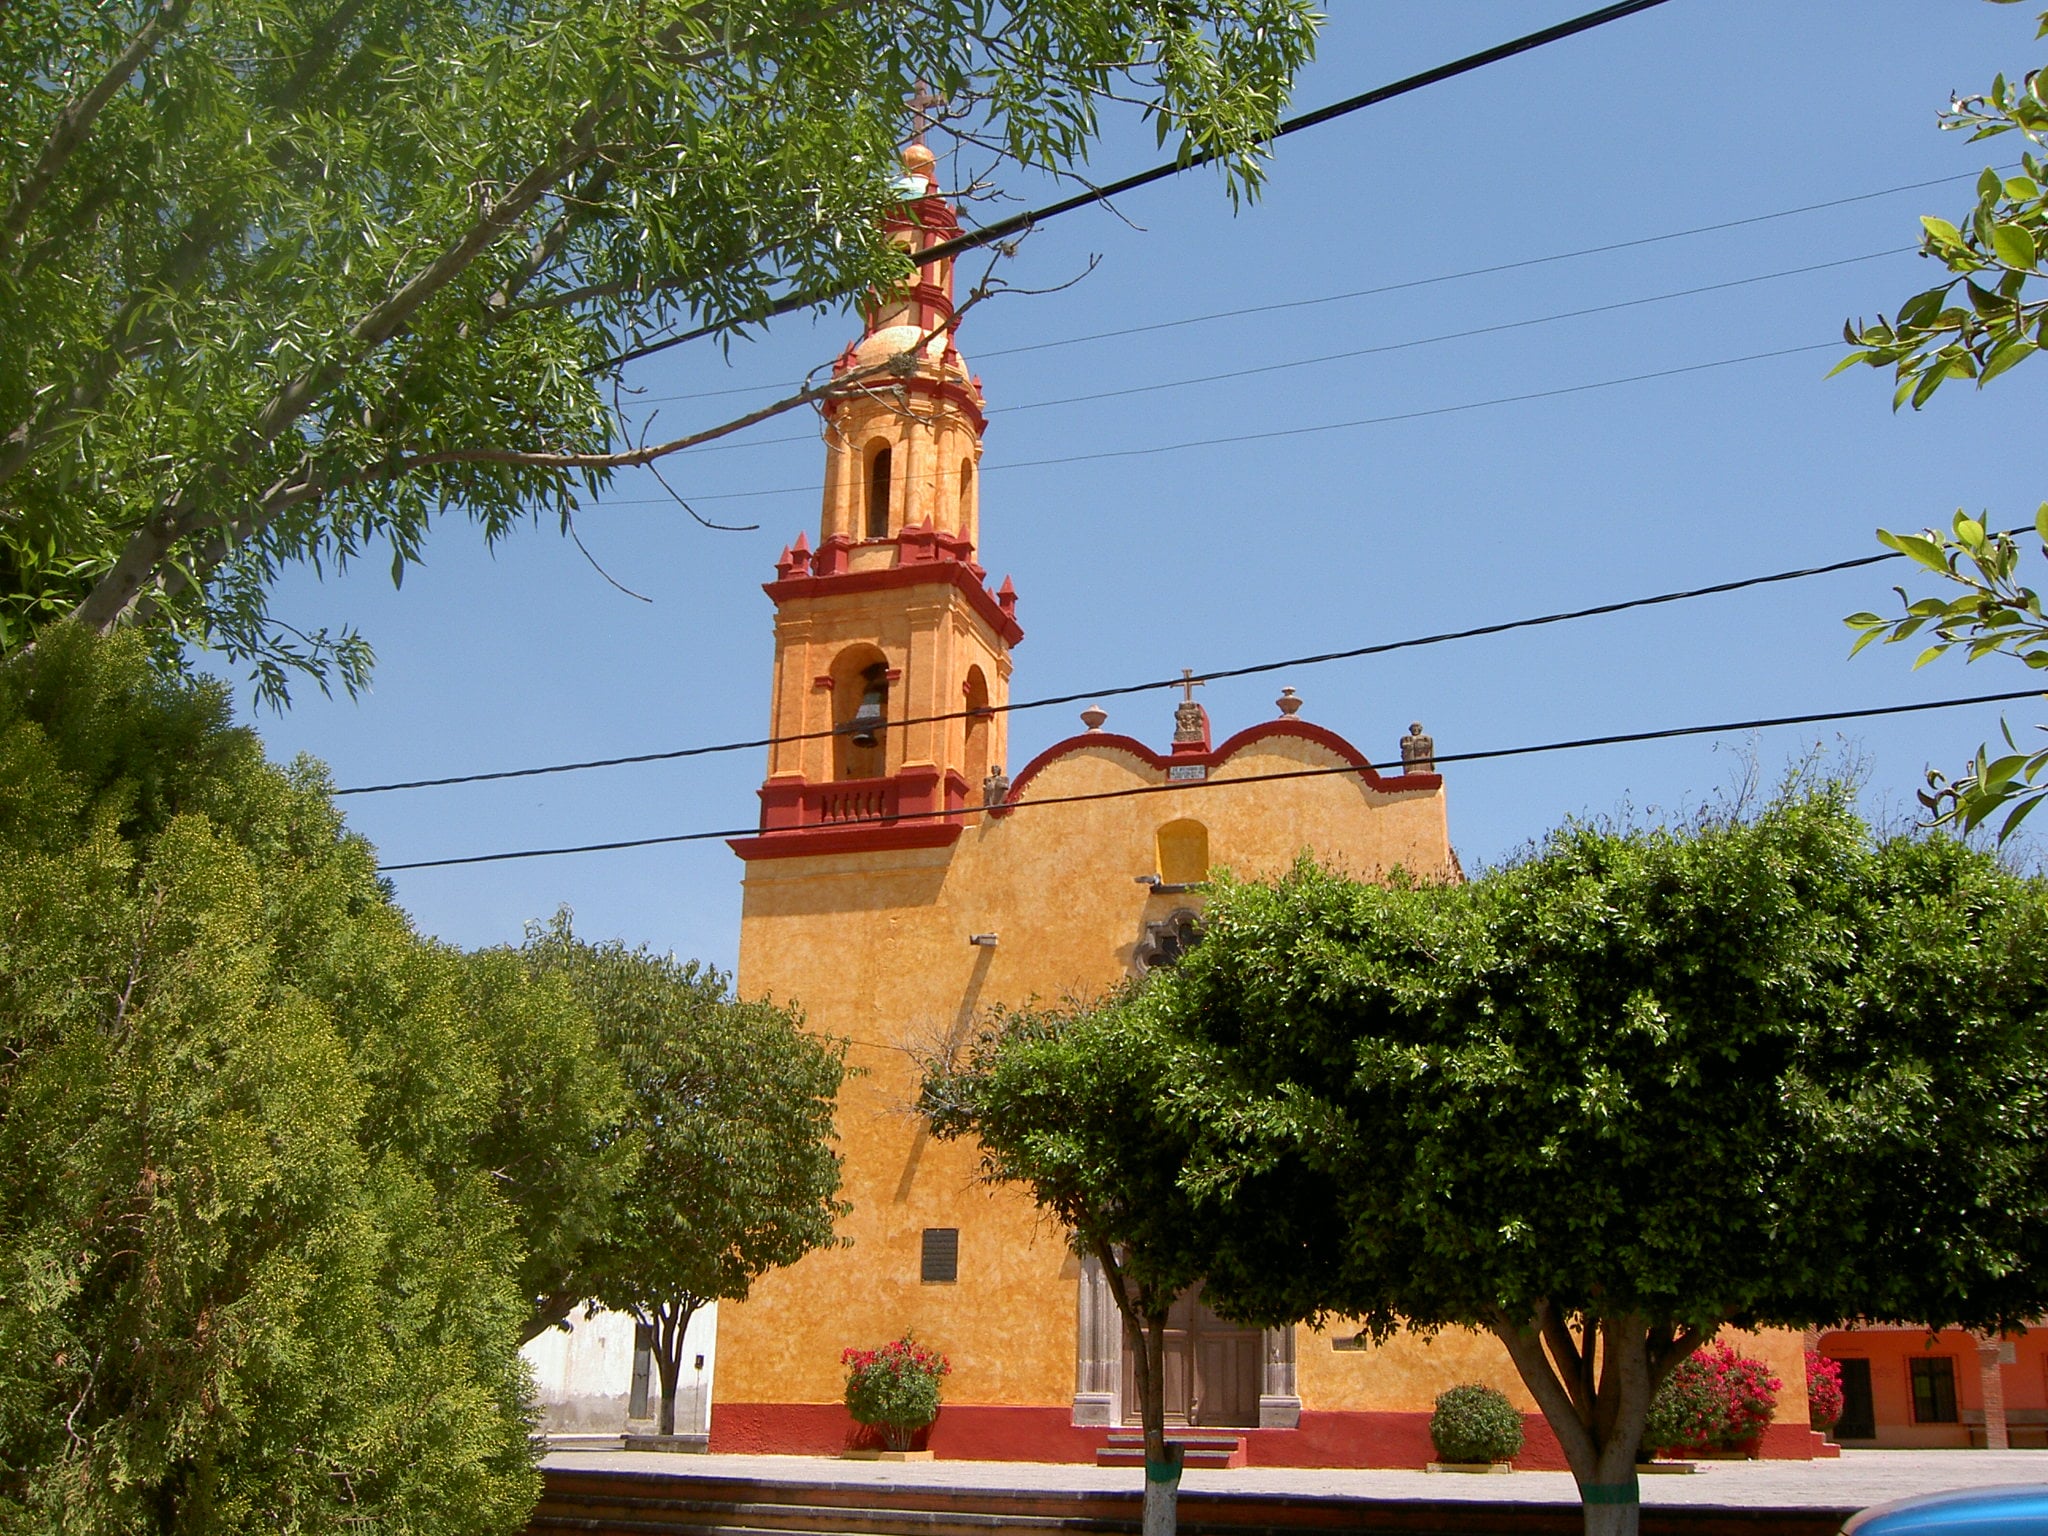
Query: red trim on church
[[763, 559, 1023, 649], [999, 718, 1443, 811], [729, 767, 977, 862]]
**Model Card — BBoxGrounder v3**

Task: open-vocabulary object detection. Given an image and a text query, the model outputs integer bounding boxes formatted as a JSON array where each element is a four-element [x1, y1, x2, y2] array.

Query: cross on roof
[[1178, 668, 1205, 702], [907, 79, 945, 147]]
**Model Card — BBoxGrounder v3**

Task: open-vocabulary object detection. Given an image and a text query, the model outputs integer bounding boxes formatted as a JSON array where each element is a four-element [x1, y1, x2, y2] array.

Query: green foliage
[[1428, 1385, 1524, 1465], [519, 919, 848, 1432], [1844, 510, 2048, 840], [1839, 4, 2048, 838], [1125, 789, 2048, 1511], [0, 625, 633, 1533], [841, 1337, 951, 1451], [1835, 4, 2048, 407], [0, 0, 1317, 704]]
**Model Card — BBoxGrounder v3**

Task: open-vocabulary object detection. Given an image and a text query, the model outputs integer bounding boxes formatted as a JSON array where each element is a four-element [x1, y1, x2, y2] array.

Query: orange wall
[[1819, 1327, 2046, 1447], [718, 723, 1452, 1412]]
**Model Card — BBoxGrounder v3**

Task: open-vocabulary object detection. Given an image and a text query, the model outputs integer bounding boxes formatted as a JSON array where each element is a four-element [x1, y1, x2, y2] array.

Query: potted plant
[[1641, 1342, 1781, 1463], [1806, 1350, 1844, 1440], [1427, 1383, 1524, 1472], [841, 1336, 950, 1458]]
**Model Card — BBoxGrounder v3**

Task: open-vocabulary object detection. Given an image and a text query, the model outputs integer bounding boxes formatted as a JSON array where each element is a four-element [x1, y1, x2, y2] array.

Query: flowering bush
[[1429, 1383, 1524, 1464], [842, 1336, 951, 1451], [1642, 1343, 1781, 1458], [1805, 1351, 1844, 1432]]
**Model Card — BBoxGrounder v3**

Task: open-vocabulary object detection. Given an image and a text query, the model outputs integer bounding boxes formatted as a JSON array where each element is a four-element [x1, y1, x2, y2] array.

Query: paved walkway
[[543, 1448, 2048, 1511]]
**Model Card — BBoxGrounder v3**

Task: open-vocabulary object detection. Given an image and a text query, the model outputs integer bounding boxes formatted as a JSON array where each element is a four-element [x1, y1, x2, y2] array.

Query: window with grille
[[1910, 1356, 1958, 1424], [921, 1227, 959, 1283]]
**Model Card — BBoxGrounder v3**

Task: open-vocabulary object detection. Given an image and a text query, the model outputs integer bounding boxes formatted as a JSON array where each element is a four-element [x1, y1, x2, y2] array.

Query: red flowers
[[843, 1336, 951, 1451], [1644, 1342, 1783, 1457], [1805, 1350, 1845, 1432]]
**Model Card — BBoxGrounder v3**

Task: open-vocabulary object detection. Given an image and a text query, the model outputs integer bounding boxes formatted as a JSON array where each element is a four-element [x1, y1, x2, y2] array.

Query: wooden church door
[[1122, 1282, 1262, 1428]]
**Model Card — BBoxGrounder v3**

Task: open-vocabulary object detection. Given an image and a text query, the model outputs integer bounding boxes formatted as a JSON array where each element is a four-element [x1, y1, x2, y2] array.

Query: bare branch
[[562, 506, 652, 600]]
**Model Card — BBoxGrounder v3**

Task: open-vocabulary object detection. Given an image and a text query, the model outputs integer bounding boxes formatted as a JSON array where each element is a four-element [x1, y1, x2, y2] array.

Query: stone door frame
[[1071, 1253, 1299, 1429]]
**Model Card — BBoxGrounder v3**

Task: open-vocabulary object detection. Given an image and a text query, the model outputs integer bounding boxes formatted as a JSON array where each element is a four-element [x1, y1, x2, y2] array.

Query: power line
[[596, 338, 1837, 505], [337, 532, 1971, 797], [376, 688, 2046, 872], [638, 170, 1973, 409], [600, 0, 1682, 373], [640, 247, 1913, 458]]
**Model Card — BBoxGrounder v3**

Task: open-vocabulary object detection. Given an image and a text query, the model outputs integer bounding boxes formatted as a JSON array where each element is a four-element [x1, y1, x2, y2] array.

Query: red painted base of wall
[[708, 1405, 1820, 1467]]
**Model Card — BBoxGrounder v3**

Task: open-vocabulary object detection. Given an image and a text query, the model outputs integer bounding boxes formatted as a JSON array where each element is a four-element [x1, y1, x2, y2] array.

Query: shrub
[[1806, 1352, 1844, 1432], [1643, 1342, 1782, 1457], [1429, 1383, 1525, 1464], [842, 1336, 951, 1450]]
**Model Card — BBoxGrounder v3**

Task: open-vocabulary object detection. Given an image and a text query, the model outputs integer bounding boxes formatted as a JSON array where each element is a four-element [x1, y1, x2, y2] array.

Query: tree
[[522, 922, 850, 1438], [920, 1000, 1235, 1536], [1838, 0, 2048, 835], [0, 626, 624, 1532], [0, 0, 1317, 704], [1140, 792, 2048, 1536]]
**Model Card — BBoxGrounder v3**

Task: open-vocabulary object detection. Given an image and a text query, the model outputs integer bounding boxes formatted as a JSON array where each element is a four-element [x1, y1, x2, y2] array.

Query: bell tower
[[734, 142, 1022, 857]]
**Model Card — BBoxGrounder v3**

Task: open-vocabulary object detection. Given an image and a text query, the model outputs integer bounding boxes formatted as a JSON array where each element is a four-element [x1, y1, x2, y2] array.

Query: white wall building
[[521, 1304, 719, 1441]]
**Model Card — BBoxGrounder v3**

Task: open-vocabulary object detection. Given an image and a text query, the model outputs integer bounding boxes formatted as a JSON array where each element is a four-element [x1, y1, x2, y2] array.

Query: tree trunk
[[1137, 1314, 1181, 1536], [1090, 1241, 1183, 1536], [646, 1296, 700, 1438], [1486, 1306, 1708, 1536]]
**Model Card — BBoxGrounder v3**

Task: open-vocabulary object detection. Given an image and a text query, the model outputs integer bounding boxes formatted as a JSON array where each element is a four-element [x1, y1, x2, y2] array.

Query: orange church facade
[[708, 146, 1819, 1467]]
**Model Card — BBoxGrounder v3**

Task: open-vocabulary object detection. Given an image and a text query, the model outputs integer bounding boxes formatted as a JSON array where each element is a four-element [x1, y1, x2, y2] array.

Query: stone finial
[[1276, 687, 1302, 717], [1401, 721, 1435, 773], [981, 765, 1010, 807], [1171, 669, 1209, 749], [1080, 704, 1108, 732]]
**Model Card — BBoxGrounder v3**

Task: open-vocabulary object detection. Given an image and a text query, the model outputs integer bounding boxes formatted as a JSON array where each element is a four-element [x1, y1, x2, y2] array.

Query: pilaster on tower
[[732, 141, 1022, 862]]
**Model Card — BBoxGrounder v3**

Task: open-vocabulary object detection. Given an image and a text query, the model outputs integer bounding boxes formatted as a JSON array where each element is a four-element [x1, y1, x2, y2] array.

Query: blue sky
[[234, 0, 2048, 975]]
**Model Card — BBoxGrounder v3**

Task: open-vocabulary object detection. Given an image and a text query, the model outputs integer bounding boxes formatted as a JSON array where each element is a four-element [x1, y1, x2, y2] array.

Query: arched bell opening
[[865, 441, 893, 540], [963, 665, 992, 791], [830, 645, 891, 780]]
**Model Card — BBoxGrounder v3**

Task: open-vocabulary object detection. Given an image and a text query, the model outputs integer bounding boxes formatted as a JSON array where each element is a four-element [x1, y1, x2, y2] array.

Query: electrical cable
[[598, 0, 1683, 373], [641, 247, 1915, 459], [639, 171, 1976, 410], [376, 687, 2047, 872], [590, 338, 1839, 506], [336, 530, 2007, 797]]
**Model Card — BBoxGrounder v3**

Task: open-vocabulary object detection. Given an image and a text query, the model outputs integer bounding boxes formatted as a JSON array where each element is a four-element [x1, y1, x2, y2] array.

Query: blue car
[[1846, 1486, 2048, 1534]]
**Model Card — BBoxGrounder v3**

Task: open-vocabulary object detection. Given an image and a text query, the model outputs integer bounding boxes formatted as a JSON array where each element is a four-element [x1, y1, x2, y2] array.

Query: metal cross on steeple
[[1178, 668, 1205, 702], [907, 79, 945, 147]]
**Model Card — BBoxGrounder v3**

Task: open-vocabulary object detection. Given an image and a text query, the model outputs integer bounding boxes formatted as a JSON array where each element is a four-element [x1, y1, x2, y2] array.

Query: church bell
[[845, 683, 887, 748]]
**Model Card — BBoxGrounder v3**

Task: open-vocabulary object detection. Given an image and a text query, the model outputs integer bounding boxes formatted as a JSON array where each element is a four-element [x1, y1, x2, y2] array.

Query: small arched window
[[866, 444, 893, 539], [1156, 819, 1210, 887], [958, 458, 976, 537]]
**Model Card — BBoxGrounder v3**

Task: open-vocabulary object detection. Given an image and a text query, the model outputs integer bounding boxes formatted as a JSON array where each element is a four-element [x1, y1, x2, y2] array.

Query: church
[[707, 142, 1820, 1467]]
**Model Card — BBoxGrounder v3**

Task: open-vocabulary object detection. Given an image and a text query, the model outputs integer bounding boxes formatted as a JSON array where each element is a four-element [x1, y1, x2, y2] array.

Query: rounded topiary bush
[[1429, 1383, 1525, 1464]]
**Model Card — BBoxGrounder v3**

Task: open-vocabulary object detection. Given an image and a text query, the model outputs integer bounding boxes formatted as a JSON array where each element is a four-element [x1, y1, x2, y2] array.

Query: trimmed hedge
[[1429, 1383, 1525, 1464]]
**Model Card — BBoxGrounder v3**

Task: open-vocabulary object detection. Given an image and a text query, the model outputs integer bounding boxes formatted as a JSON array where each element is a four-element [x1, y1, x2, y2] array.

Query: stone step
[[1095, 1429, 1248, 1470]]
